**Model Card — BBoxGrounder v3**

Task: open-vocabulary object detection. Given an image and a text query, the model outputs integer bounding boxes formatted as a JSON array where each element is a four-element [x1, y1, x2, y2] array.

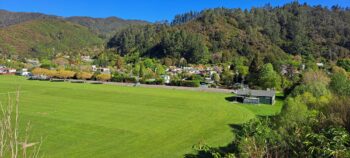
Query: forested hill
[[0, 10, 149, 38], [0, 10, 148, 59], [66, 16, 149, 39], [108, 2, 350, 65], [0, 19, 104, 58], [0, 10, 56, 27]]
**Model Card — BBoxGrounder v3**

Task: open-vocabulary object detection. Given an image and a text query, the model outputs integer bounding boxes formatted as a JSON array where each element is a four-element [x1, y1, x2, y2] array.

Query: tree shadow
[[224, 96, 236, 102], [184, 124, 243, 158], [225, 96, 243, 103]]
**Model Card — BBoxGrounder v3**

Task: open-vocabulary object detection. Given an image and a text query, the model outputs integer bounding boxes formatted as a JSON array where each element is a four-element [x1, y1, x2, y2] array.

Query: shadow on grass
[[224, 96, 235, 102], [276, 95, 286, 100], [184, 114, 282, 158], [225, 96, 244, 103], [184, 124, 242, 158]]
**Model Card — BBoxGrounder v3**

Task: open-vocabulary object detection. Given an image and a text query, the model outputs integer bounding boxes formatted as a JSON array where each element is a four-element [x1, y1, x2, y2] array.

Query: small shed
[[234, 89, 276, 105]]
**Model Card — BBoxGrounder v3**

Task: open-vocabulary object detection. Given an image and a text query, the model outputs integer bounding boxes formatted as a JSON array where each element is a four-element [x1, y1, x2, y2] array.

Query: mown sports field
[[0, 76, 282, 158]]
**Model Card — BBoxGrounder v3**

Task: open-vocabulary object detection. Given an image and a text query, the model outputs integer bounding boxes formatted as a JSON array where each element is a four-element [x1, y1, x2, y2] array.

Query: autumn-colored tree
[[331, 66, 348, 76], [31, 68, 56, 77], [302, 70, 330, 85], [56, 70, 76, 79], [76, 72, 93, 80], [96, 74, 111, 81], [46, 70, 58, 78], [163, 58, 173, 66], [31, 68, 47, 76], [115, 55, 124, 69]]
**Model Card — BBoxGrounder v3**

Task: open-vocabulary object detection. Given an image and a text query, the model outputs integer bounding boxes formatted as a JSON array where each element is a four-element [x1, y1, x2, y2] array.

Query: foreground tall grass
[[0, 92, 41, 158]]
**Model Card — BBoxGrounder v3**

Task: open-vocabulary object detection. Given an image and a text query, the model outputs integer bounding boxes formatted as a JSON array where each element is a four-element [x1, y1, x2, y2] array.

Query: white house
[[316, 63, 324, 68], [161, 75, 171, 84], [17, 69, 31, 76], [0, 67, 16, 75], [98, 68, 111, 74], [92, 65, 97, 72]]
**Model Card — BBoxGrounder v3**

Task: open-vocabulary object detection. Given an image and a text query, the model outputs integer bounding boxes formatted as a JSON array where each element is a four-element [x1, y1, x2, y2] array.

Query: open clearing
[[0, 76, 282, 158]]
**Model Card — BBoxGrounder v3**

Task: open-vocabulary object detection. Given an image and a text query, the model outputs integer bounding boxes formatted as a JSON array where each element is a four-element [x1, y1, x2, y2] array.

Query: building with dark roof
[[233, 89, 276, 105]]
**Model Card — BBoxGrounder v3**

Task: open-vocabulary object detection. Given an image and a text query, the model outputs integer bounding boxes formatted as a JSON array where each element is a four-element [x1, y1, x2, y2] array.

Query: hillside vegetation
[[0, 10, 149, 39], [0, 9, 56, 27], [0, 19, 104, 58], [66, 16, 149, 38], [108, 2, 350, 65]]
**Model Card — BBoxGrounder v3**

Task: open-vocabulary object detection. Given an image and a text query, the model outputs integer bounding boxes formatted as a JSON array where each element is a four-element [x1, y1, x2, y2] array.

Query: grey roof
[[234, 89, 275, 97]]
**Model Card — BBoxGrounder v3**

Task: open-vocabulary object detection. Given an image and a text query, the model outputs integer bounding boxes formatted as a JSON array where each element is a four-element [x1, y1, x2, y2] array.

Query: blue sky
[[0, 0, 349, 22]]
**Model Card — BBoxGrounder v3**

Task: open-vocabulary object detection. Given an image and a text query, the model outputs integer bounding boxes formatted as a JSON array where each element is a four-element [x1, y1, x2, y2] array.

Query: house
[[161, 75, 171, 84], [316, 63, 324, 68], [92, 65, 97, 72], [183, 67, 199, 74], [17, 69, 31, 76], [98, 68, 111, 74], [0, 66, 6, 74], [0, 67, 16, 75], [233, 89, 276, 105]]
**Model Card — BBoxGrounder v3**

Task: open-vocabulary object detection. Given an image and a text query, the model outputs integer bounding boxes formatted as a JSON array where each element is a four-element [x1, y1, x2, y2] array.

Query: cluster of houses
[[0, 65, 17, 75], [0, 65, 31, 76], [167, 65, 223, 85], [167, 65, 222, 76], [92, 65, 111, 74]]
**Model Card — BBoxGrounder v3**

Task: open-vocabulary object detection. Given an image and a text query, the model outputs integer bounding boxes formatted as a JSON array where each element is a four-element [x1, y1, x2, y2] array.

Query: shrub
[[31, 68, 57, 78], [96, 74, 111, 81], [140, 78, 164, 85], [111, 74, 137, 83], [76, 72, 93, 80], [169, 80, 200, 87], [56, 70, 76, 79], [323, 97, 350, 132]]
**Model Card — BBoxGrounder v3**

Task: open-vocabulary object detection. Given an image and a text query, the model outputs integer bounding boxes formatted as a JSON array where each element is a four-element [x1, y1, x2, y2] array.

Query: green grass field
[[0, 76, 283, 158]]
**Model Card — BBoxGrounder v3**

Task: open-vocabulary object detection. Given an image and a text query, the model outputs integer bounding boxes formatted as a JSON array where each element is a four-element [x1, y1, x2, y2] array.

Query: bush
[[169, 80, 200, 87], [31, 68, 57, 78], [96, 74, 111, 81], [76, 72, 93, 80], [111, 74, 137, 83], [56, 70, 76, 79], [140, 78, 164, 85]]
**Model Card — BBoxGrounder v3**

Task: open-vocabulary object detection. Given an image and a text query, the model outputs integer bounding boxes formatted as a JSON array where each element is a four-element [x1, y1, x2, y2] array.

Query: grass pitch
[[0, 76, 282, 158]]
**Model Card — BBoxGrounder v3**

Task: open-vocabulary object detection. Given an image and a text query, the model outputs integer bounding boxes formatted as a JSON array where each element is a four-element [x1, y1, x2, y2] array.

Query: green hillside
[[0, 19, 104, 59], [108, 2, 350, 64]]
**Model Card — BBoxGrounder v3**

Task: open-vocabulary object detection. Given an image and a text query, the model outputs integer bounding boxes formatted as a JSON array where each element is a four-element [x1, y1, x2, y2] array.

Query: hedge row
[[140, 79, 164, 85], [111, 76, 137, 83], [169, 80, 200, 87]]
